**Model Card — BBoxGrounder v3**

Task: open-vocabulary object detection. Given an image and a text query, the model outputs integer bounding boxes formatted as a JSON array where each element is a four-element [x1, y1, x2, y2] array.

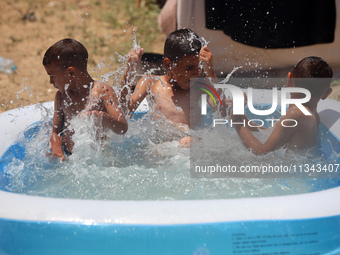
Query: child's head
[[43, 38, 89, 93], [291, 56, 333, 98], [163, 28, 203, 90], [164, 28, 202, 62], [43, 38, 88, 71]]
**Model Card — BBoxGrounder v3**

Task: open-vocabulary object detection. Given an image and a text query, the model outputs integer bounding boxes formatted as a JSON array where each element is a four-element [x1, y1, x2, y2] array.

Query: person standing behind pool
[[231, 56, 333, 155], [120, 28, 221, 146], [43, 38, 128, 161]]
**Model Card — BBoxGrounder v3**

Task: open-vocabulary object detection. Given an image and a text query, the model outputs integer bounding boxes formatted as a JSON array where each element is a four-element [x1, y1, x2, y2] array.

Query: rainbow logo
[[197, 82, 222, 106]]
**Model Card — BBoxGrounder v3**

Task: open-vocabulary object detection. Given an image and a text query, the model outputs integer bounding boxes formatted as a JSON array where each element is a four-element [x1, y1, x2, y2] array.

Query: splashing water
[[1, 34, 339, 201], [220, 66, 243, 84], [1, 107, 338, 201]]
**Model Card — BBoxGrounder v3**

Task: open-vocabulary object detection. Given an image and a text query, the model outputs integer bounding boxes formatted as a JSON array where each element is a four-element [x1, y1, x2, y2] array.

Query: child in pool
[[43, 38, 128, 161], [121, 28, 222, 147], [231, 56, 333, 155]]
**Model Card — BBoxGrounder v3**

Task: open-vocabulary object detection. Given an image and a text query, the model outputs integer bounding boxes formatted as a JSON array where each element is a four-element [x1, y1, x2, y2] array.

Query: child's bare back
[[232, 56, 333, 155], [280, 105, 319, 151]]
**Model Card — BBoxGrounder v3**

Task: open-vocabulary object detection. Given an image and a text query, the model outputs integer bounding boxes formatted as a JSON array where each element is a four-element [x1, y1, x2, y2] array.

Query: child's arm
[[127, 75, 152, 113], [48, 92, 66, 161], [199, 46, 217, 81], [199, 46, 231, 117], [89, 84, 128, 134], [199, 46, 215, 78], [120, 48, 144, 114], [232, 109, 302, 155]]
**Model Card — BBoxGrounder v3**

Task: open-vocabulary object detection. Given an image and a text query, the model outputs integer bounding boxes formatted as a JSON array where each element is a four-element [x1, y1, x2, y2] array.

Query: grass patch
[[99, 0, 163, 52], [331, 79, 340, 87]]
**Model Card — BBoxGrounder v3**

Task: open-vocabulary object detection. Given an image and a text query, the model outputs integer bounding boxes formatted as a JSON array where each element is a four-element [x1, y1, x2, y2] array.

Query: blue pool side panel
[[0, 216, 339, 255], [0, 107, 340, 254]]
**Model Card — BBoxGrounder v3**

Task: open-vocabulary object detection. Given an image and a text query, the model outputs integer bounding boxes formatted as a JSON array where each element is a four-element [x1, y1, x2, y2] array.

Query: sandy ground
[[0, 0, 165, 113], [0, 0, 339, 114]]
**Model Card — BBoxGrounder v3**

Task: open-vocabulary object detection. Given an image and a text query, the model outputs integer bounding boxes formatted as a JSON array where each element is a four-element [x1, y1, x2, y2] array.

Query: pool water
[[0, 105, 339, 201]]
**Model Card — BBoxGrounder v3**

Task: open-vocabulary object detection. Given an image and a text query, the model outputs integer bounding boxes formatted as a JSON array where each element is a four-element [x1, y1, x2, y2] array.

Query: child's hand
[[79, 110, 117, 136], [127, 48, 144, 73], [199, 46, 215, 77], [47, 133, 66, 161], [178, 136, 199, 148], [46, 150, 66, 161], [79, 110, 106, 126], [79, 110, 102, 117]]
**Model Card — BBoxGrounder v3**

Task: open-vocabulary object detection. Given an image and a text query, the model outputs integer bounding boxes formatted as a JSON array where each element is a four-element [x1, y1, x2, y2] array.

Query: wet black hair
[[43, 38, 88, 71], [292, 56, 333, 97], [293, 56, 333, 78], [164, 28, 202, 63]]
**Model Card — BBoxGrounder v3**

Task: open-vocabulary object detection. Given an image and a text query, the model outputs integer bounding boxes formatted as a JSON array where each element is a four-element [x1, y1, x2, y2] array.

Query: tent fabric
[[205, 0, 336, 48]]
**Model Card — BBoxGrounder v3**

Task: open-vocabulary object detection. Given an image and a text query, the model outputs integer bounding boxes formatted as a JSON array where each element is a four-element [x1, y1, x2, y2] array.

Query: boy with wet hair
[[43, 38, 127, 161], [231, 56, 333, 155], [163, 28, 202, 63], [121, 28, 219, 146]]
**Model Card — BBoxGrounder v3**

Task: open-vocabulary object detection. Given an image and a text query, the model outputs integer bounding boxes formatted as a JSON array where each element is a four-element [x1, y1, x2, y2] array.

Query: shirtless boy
[[121, 28, 219, 145], [43, 38, 127, 161], [231, 56, 333, 155]]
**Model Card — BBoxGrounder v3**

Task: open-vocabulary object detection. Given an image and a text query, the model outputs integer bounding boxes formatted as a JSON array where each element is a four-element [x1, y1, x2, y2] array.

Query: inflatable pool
[[0, 90, 340, 254]]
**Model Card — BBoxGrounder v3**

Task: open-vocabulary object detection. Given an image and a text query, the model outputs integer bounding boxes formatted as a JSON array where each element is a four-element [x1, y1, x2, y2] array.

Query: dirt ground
[[0, 0, 339, 113], [0, 0, 166, 113]]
